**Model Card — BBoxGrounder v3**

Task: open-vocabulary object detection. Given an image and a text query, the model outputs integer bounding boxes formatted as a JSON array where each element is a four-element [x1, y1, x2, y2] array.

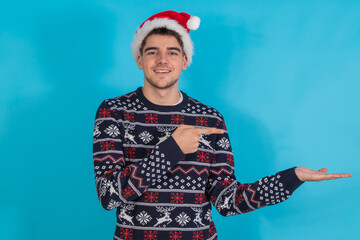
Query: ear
[[182, 54, 188, 70], [137, 55, 143, 69]]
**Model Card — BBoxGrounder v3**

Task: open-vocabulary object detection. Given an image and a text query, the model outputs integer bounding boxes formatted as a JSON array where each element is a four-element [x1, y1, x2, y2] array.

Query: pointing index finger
[[195, 128, 224, 135]]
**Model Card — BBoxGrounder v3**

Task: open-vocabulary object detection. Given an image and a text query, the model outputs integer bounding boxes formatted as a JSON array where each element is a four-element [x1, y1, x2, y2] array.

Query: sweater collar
[[136, 87, 188, 112]]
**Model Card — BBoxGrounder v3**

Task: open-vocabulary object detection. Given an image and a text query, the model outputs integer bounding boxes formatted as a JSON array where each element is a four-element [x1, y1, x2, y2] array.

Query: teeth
[[154, 70, 170, 73]]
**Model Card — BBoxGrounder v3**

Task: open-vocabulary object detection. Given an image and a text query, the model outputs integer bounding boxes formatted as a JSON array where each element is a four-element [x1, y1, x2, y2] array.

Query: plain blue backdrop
[[1, 0, 359, 239]]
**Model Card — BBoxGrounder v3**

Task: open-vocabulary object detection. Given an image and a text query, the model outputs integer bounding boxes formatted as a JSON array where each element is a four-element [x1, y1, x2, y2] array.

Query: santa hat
[[131, 10, 201, 66]]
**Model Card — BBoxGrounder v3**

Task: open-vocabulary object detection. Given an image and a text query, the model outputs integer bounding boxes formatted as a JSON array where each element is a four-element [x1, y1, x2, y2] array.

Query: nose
[[156, 52, 168, 64]]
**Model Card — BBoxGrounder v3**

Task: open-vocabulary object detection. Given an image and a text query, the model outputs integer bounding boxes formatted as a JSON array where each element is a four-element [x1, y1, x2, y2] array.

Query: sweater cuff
[[157, 136, 185, 168], [278, 167, 304, 194]]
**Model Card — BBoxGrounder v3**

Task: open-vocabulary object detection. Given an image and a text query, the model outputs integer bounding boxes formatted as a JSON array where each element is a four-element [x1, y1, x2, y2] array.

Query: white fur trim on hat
[[131, 18, 194, 66]]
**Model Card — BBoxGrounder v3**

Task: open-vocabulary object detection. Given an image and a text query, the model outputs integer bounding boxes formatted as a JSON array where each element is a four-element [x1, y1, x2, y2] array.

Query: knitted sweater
[[93, 87, 303, 240]]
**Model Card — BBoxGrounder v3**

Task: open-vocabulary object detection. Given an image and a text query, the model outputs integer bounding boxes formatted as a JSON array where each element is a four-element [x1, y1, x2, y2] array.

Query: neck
[[142, 83, 181, 106]]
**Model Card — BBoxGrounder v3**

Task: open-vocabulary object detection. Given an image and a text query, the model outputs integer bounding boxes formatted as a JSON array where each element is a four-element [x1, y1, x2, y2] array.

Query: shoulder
[[99, 89, 139, 109], [184, 94, 224, 120]]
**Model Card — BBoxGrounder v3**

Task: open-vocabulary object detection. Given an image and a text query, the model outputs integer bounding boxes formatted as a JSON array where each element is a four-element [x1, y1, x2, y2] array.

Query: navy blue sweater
[[93, 87, 303, 240]]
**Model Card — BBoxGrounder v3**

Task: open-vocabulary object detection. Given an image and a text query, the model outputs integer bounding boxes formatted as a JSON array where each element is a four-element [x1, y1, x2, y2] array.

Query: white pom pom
[[187, 16, 200, 30]]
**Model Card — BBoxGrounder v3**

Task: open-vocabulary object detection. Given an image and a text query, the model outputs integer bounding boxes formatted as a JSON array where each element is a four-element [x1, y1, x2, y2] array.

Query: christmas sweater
[[93, 87, 303, 240]]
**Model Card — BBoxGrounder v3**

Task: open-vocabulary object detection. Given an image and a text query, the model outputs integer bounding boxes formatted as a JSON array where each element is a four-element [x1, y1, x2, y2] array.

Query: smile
[[153, 69, 172, 73]]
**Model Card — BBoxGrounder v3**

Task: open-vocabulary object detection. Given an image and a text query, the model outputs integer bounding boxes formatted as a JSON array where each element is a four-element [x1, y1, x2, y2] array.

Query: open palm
[[295, 167, 352, 182]]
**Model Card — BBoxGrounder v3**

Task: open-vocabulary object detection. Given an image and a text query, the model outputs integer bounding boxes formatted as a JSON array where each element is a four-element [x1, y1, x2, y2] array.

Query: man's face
[[137, 34, 187, 90]]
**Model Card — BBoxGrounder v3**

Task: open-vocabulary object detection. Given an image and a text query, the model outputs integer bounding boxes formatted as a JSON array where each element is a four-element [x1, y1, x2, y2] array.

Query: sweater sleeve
[[93, 100, 184, 210], [206, 117, 303, 216]]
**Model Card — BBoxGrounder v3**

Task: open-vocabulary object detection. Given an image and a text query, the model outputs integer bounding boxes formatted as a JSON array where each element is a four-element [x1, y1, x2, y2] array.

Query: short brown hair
[[139, 27, 185, 55]]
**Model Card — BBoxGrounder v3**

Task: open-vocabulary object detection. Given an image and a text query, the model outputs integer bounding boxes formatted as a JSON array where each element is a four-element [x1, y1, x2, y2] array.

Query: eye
[[169, 51, 179, 56], [147, 51, 157, 55]]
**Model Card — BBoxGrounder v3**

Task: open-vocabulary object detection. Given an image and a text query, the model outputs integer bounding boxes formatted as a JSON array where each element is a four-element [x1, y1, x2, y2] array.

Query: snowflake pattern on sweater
[[93, 87, 303, 240]]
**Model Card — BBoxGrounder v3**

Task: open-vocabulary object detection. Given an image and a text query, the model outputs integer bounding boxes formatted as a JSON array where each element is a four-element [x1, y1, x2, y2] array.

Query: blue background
[[1, 0, 359, 239]]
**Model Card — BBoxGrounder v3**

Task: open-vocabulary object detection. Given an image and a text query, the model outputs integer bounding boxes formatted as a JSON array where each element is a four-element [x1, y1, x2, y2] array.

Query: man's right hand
[[171, 124, 224, 154]]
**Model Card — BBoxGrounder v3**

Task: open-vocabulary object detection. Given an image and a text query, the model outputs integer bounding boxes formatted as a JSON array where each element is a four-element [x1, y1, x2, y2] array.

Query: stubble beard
[[145, 76, 179, 90]]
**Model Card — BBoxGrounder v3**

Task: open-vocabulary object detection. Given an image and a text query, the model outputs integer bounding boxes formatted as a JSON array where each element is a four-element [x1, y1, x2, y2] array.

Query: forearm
[[209, 167, 304, 216], [94, 135, 184, 209]]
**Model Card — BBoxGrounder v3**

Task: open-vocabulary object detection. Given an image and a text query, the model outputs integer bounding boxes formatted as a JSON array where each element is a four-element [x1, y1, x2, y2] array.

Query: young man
[[93, 11, 351, 240]]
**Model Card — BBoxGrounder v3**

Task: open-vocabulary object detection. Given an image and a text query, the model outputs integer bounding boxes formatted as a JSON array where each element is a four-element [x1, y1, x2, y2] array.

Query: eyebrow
[[168, 47, 181, 53], [144, 47, 182, 53], [144, 47, 158, 52]]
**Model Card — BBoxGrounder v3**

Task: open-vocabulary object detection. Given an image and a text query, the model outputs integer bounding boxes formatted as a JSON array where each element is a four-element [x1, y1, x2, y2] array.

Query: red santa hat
[[131, 10, 201, 66]]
